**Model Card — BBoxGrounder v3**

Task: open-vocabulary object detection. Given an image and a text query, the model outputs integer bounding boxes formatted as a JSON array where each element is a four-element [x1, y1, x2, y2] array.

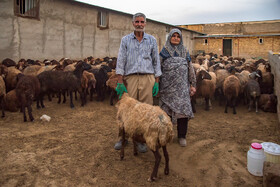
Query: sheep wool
[[116, 93, 173, 151]]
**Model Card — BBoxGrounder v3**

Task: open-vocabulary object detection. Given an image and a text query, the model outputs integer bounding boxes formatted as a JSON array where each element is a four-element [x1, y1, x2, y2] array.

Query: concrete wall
[[181, 20, 280, 35], [194, 36, 280, 59], [0, 0, 201, 62], [268, 51, 280, 123]]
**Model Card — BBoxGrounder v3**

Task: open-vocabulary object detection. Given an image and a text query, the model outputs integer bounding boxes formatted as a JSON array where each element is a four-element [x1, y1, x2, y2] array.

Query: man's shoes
[[178, 138, 187, 147], [114, 139, 128, 150], [137, 142, 148, 153]]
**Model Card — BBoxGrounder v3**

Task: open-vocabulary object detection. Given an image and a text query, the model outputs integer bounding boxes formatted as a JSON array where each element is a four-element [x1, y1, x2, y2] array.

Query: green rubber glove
[[152, 82, 159, 96], [115, 83, 128, 99]]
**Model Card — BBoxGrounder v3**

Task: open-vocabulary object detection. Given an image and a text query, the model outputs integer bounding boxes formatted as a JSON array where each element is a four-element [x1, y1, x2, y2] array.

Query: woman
[[159, 28, 196, 147]]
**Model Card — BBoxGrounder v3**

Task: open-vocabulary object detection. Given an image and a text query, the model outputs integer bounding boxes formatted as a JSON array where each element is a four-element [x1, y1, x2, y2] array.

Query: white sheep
[[116, 93, 173, 182]]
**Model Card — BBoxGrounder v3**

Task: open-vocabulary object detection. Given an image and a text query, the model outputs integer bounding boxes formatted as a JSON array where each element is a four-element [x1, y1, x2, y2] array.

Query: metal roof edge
[[72, 0, 205, 35], [194, 34, 280, 38]]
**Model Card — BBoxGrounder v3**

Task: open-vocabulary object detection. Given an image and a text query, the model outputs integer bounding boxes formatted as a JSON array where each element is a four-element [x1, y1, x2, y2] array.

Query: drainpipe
[[238, 38, 239, 57]]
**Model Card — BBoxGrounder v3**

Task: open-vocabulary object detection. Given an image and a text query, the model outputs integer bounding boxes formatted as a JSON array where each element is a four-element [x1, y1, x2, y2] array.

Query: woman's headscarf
[[160, 28, 187, 60]]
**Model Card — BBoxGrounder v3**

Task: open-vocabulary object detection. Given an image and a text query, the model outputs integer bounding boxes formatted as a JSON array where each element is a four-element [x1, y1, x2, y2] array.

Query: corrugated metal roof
[[194, 33, 280, 38]]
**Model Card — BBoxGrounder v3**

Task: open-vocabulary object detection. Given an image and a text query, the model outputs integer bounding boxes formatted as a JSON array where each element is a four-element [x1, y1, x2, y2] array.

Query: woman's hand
[[190, 86, 196, 96]]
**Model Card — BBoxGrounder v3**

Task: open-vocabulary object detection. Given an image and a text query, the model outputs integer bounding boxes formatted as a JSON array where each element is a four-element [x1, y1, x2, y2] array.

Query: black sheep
[[16, 74, 40, 122], [87, 65, 112, 101], [37, 61, 91, 108]]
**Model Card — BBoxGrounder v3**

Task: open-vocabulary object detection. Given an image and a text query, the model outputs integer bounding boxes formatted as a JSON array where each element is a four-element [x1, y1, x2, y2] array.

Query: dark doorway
[[223, 39, 232, 56]]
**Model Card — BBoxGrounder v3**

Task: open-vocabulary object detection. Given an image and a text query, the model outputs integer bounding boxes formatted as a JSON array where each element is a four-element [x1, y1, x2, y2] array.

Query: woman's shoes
[[178, 138, 186, 147]]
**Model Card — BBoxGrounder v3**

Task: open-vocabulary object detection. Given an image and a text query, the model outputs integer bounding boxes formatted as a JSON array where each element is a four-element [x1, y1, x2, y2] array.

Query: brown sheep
[[16, 74, 40, 122], [81, 71, 96, 105], [106, 72, 118, 105], [258, 94, 277, 113], [0, 76, 6, 117], [192, 69, 215, 112], [215, 69, 230, 105], [223, 72, 241, 114], [5, 67, 22, 92], [5, 89, 19, 112], [22, 65, 42, 76], [1, 58, 16, 67], [255, 69, 274, 94], [117, 93, 173, 182]]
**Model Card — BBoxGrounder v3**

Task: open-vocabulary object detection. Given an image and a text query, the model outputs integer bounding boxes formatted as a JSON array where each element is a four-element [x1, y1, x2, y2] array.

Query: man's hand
[[152, 82, 159, 96], [115, 83, 128, 99]]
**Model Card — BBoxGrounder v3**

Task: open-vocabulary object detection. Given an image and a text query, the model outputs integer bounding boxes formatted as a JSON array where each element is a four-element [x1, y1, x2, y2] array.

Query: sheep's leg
[[191, 97, 196, 113], [224, 99, 228, 113], [132, 139, 138, 156], [255, 99, 259, 113], [162, 146, 169, 175], [149, 147, 161, 182], [89, 88, 94, 101], [120, 127, 125, 160], [1, 97, 5, 118], [57, 92, 61, 104], [233, 98, 237, 114], [22, 105, 27, 122], [27, 103, 34, 122], [248, 98, 252, 112], [48, 93, 52, 101], [205, 97, 210, 111], [40, 97, 45, 108], [69, 91, 74, 108], [110, 89, 115, 106], [72, 91, 76, 100], [62, 91, 67, 103]]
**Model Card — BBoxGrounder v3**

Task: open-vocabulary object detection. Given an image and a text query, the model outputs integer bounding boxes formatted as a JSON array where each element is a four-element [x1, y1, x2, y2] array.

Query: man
[[114, 13, 162, 152]]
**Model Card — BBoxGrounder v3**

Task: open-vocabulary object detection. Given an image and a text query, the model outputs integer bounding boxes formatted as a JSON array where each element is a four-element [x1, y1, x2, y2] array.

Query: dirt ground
[[0, 95, 279, 187]]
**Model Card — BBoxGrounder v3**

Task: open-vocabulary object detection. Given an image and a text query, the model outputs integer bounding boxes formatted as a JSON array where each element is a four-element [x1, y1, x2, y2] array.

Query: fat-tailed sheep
[[116, 93, 173, 182]]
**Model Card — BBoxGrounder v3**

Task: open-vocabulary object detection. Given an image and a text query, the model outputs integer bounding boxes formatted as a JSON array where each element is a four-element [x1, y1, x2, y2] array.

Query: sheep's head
[[196, 69, 211, 81]]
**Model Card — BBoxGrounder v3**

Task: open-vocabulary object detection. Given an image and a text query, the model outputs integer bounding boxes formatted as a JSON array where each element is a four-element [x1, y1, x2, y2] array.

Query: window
[[14, 0, 40, 20], [259, 38, 263, 44], [204, 39, 208, 45], [98, 11, 109, 29]]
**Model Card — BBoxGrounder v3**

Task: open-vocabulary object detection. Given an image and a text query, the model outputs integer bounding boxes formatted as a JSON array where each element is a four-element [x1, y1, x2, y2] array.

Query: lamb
[[106, 71, 118, 105], [223, 66, 241, 114], [117, 93, 173, 182], [16, 74, 40, 122]]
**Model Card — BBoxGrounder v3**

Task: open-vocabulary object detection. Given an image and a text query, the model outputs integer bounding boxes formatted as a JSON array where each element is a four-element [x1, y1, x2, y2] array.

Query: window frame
[[97, 10, 109, 29], [203, 39, 208, 45], [14, 0, 40, 20]]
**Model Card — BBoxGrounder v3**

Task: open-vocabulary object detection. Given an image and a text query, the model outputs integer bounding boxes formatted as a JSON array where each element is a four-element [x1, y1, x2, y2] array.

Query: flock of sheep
[[190, 53, 277, 114], [0, 57, 116, 121], [0, 53, 278, 181], [0, 53, 277, 121]]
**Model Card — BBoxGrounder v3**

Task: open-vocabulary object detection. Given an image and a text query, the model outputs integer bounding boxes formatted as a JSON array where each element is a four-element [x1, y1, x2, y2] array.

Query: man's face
[[132, 16, 146, 32]]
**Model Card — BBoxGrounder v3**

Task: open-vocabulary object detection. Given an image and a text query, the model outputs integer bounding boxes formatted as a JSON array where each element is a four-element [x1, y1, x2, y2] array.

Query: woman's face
[[170, 32, 181, 45]]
